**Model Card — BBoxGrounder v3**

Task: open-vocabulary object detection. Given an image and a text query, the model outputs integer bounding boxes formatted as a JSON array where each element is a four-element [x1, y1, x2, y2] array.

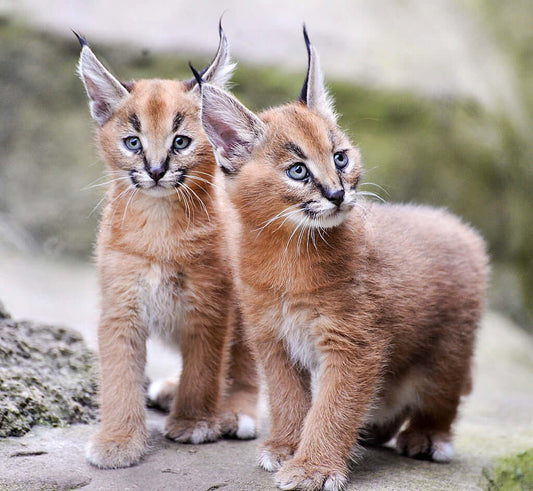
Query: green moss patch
[[482, 449, 533, 490]]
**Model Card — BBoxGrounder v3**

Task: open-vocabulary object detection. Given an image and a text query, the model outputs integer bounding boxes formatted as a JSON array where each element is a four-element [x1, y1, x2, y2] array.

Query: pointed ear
[[199, 82, 265, 174], [298, 26, 337, 122], [184, 20, 235, 92], [74, 32, 129, 126]]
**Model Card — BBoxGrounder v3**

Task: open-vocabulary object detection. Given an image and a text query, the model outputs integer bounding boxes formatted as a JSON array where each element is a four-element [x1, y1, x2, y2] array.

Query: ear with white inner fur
[[184, 21, 236, 92], [75, 32, 129, 126], [199, 83, 265, 174], [298, 26, 337, 122]]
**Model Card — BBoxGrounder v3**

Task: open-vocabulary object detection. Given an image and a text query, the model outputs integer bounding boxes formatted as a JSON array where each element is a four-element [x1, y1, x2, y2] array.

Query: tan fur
[[78, 38, 258, 469], [200, 58, 489, 490]]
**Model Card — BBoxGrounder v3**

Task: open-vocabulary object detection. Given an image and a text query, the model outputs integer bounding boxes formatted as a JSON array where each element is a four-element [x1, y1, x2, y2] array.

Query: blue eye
[[124, 136, 142, 152], [173, 135, 191, 151], [334, 151, 349, 169], [287, 163, 309, 181]]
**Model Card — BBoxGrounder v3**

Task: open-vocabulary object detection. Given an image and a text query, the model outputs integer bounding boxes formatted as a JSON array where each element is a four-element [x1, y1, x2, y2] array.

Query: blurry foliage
[[0, 19, 531, 329]]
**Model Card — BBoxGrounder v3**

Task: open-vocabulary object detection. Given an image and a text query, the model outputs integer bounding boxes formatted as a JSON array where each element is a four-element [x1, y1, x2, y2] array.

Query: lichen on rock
[[482, 448, 533, 490], [0, 304, 98, 437]]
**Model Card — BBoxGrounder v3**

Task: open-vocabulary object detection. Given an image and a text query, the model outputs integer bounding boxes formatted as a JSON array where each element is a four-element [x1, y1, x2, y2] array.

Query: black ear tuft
[[188, 62, 204, 86], [299, 24, 312, 104], [72, 30, 89, 48]]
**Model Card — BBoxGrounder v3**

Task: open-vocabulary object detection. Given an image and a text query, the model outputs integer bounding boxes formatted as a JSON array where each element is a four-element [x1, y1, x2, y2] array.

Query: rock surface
[[0, 306, 98, 438], [0, 312, 531, 490]]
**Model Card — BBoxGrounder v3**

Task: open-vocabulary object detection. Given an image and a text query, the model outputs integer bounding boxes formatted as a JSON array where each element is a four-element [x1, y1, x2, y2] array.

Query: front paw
[[164, 416, 221, 444], [275, 459, 347, 491], [258, 442, 296, 472], [86, 429, 147, 469]]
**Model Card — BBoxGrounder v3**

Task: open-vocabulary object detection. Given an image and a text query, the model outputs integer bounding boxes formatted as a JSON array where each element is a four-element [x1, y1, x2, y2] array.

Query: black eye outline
[[334, 151, 349, 169], [286, 163, 310, 181], [124, 136, 142, 152], [172, 135, 191, 152]]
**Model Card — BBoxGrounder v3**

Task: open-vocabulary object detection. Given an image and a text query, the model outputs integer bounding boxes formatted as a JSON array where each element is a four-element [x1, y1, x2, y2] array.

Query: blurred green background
[[0, 1, 531, 330]]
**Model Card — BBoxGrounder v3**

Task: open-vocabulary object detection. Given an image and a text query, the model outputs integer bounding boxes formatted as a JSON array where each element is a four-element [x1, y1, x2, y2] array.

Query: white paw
[[259, 447, 282, 472], [147, 376, 178, 411], [85, 430, 146, 469], [190, 421, 218, 444], [323, 472, 348, 491], [275, 461, 348, 491], [147, 378, 166, 402], [165, 416, 221, 444], [236, 413, 256, 440], [431, 440, 454, 462]]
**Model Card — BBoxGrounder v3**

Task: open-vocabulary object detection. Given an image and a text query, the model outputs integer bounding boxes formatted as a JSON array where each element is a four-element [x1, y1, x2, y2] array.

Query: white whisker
[[186, 174, 220, 190], [316, 226, 332, 248], [121, 187, 139, 228], [174, 186, 193, 231], [81, 175, 131, 191], [253, 204, 301, 235], [357, 190, 386, 203], [284, 217, 306, 256], [181, 182, 210, 222], [88, 183, 133, 217]]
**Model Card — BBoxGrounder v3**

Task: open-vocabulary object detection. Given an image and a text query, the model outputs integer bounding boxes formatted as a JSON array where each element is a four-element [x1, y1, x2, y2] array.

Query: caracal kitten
[[76, 28, 258, 469], [197, 29, 489, 490]]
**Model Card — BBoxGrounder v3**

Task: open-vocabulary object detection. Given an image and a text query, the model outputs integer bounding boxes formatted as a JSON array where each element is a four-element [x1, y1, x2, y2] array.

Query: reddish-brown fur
[[200, 43, 489, 489], [78, 37, 258, 469]]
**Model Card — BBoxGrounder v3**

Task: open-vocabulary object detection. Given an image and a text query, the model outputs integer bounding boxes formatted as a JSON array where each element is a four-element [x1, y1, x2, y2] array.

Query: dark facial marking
[[284, 142, 307, 161], [129, 113, 141, 133], [172, 113, 184, 133], [129, 169, 140, 187]]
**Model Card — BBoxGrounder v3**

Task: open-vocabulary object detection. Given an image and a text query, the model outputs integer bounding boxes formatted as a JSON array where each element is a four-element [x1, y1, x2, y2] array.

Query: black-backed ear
[[75, 32, 130, 126], [298, 26, 337, 122], [184, 20, 235, 92], [198, 80, 265, 175]]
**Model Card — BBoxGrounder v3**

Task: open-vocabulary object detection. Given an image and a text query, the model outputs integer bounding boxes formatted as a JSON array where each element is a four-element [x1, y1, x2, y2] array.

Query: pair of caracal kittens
[[77, 23, 488, 491]]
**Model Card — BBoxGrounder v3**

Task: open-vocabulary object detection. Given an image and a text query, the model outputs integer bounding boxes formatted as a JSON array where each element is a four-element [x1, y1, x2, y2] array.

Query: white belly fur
[[138, 262, 190, 344]]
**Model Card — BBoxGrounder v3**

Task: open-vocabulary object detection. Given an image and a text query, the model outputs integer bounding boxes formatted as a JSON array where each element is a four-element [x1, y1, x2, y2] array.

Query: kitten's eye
[[334, 151, 349, 169], [124, 136, 142, 152], [173, 135, 191, 151], [287, 163, 309, 181]]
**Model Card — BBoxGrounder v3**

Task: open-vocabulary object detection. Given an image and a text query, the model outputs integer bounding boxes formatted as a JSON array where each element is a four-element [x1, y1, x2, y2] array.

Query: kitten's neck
[[238, 213, 365, 293]]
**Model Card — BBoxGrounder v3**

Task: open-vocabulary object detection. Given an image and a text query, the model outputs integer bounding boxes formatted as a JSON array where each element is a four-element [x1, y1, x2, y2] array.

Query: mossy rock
[[0, 307, 98, 437], [482, 449, 533, 491]]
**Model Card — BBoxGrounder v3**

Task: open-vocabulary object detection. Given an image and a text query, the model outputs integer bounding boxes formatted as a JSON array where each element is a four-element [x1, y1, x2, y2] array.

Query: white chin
[[312, 210, 348, 228], [140, 186, 176, 197]]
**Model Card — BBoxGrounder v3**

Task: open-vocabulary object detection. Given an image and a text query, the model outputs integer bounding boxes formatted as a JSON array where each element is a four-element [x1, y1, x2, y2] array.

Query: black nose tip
[[325, 188, 345, 207], [148, 166, 166, 183]]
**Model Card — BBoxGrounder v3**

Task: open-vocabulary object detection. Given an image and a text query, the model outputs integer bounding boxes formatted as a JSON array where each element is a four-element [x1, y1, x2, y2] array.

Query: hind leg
[[396, 403, 457, 462], [147, 374, 180, 412], [220, 316, 260, 440], [397, 319, 477, 463], [359, 410, 408, 447], [395, 373, 467, 462]]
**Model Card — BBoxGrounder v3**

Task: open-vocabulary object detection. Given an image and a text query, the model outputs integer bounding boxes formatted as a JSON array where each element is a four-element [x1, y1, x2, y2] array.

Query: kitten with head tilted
[[197, 28, 489, 491], [76, 26, 258, 469]]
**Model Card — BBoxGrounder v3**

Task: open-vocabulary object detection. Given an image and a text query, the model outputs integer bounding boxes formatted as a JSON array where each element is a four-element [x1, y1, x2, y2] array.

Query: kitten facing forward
[[77, 27, 258, 469], [197, 29, 489, 491]]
